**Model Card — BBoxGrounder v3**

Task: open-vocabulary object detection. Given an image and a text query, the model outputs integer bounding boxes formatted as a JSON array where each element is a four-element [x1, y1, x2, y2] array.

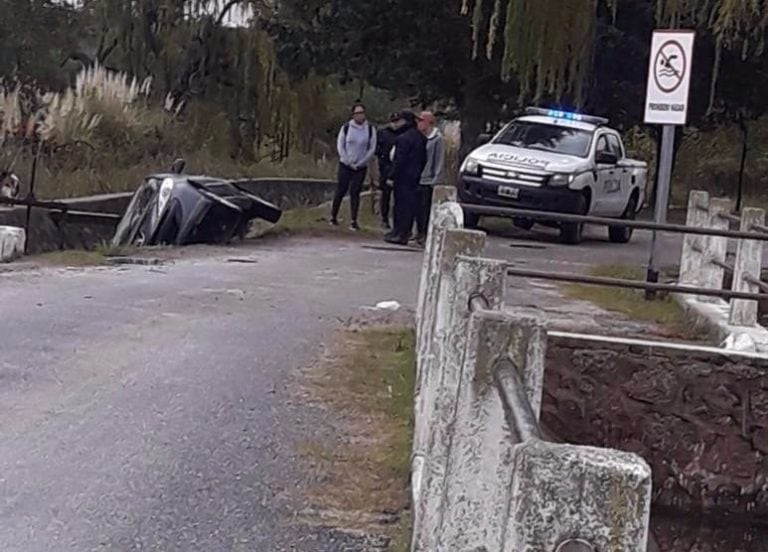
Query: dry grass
[[298, 325, 415, 549]]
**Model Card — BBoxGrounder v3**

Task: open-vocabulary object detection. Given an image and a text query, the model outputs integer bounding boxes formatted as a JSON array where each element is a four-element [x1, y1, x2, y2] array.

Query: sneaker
[[329, 218, 340, 227], [350, 221, 360, 231], [385, 235, 409, 246]]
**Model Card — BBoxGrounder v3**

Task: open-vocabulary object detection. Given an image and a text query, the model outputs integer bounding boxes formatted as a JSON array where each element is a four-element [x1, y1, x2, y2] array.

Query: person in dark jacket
[[385, 111, 428, 245], [375, 113, 399, 229]]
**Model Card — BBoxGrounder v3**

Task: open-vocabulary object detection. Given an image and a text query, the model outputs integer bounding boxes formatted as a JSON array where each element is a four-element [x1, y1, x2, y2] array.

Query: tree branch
[[216, 0, 245, 26]]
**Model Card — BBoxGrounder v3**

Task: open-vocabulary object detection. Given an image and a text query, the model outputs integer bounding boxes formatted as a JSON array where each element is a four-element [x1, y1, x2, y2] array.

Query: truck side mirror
[[596, 151, 618, 165], [476, 133, 493, 147]]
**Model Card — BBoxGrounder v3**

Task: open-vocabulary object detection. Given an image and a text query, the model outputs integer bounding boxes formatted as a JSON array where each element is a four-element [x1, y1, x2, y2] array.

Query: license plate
[[497, 185, 520, 199]]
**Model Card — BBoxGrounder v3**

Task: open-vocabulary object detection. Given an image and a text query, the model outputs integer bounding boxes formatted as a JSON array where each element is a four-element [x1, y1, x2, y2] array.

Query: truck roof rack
[[524, 107, 609, 126]]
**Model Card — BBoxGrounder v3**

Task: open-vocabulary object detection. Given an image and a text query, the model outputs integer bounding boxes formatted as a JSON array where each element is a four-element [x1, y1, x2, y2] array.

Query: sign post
[[643, 30, 695, 298]]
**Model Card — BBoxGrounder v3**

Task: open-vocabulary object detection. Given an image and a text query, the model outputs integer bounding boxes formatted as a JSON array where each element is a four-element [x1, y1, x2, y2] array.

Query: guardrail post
[[730, 207, 766, 326], [679, 190, 709, 285], [698, 198, 732, 298], [434, 309, 546, 551], [416, 186, 459, 350], [507, 440, 652, 551], [414, 200, 465, 409], [412, 228, 488, 544]]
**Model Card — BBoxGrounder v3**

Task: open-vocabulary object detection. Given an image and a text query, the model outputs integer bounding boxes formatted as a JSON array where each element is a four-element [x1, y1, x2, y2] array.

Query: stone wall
[[543, 334, 768, 521], [0, 179, 335, 255]]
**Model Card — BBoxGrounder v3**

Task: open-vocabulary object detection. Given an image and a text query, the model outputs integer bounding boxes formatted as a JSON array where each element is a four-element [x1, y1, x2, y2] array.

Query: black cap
[[393, 110, 417, 125]]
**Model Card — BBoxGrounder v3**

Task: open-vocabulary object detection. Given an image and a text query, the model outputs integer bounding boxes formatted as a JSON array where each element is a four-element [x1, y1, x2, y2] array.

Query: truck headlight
[[549, 173, 574, 187], [461, 156, 480, 176], [157, 177, 175, 217]]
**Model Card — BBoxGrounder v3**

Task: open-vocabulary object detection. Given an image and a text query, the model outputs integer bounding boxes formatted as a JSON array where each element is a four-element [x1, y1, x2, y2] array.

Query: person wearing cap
[[330, 101, 378, 230], [385, 110, 427, 246], [415, 111, 445, 244], [375, 113, 399, 229]]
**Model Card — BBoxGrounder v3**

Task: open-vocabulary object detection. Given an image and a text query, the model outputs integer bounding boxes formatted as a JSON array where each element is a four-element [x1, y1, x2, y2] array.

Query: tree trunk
[[737, 118, 748, 212], [458, 70, 497, 161]]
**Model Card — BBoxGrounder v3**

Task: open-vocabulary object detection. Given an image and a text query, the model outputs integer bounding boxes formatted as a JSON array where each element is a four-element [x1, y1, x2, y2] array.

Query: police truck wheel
[[559, 194, 588, 245], [513, 217, 535, 231], [463, 210, 480, 229], [609, 196, 637, 244]]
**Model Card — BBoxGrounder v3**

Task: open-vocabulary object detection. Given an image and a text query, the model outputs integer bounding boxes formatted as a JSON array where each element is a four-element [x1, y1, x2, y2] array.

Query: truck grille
[[479, 165, 548, 188]]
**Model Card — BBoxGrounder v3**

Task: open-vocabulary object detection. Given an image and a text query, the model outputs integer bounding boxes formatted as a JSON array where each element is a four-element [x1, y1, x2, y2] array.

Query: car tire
[[463, 210, 480, 229], [609, 195, 638, 244], [513, 217, 535, 231], [559, 194, 588, 245]]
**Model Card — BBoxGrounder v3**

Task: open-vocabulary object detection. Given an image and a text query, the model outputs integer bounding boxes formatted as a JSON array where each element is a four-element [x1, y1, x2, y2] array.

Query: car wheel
[[609, 196, 638, 244], [513, 217, 535, 231], [463, 210, 480, 229], [559, 194, 588, 245]]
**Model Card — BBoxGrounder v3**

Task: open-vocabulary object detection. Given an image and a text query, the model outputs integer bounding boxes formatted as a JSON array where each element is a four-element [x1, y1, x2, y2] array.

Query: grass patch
[[299, 325, 415, 548], [250, 192, 385, 239], [27, 243, 165, 267], [31, 249, 110, 267], [565, 264, 691, 335]]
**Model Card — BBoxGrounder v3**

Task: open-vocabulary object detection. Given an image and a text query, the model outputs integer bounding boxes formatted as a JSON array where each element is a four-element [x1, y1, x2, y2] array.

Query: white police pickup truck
[[458, 107, 648, 245]]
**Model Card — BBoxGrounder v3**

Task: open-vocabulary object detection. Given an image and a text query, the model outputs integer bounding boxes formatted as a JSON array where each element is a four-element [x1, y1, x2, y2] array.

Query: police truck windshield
[[494, 122, 593, 158]]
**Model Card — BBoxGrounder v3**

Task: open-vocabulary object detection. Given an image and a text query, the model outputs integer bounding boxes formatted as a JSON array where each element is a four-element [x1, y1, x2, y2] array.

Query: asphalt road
[[0, 238, 422, 552], [482, 219, 684, 274], [0, 226, 698, 551]]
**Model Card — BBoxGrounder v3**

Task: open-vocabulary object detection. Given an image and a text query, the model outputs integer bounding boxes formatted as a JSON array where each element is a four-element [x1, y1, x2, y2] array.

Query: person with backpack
[[330, 102, 377, 230], [375, 113, 399, 229]]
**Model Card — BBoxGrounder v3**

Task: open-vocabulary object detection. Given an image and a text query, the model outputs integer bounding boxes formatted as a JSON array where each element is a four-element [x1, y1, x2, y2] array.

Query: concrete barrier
[[412, 195, 653, 551], [730, 207, 766, 326], [0, 226, 25, 261], [674, 190, 768, 353]]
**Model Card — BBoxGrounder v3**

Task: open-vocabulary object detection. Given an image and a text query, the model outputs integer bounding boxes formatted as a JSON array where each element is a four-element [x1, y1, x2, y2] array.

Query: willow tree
[[68, 0, 327, 163], [472, 0, 768, 111]]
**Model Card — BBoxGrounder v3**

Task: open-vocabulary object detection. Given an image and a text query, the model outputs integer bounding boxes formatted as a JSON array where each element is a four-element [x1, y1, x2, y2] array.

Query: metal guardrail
[[505, 266, 768, 302], [495, 358, 543, 443], [461, 204, 768, 241], [0, 194, 122, 253], [465, 198, 768, 314]]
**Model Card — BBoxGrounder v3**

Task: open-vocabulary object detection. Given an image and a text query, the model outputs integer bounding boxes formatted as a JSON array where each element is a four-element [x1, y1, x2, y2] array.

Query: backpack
[[343, 122, 374, 150]]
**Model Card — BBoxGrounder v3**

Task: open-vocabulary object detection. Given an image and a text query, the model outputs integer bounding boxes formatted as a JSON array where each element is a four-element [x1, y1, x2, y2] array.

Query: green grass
[[28, 242, 166, 267], [299, 325, 416, 547], [250, 192, 386, 239], [565, 264, 689, 333]]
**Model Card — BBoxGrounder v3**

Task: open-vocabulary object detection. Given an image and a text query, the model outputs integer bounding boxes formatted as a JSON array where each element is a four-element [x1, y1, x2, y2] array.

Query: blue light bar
[[524, 107, 609, 126], [547, 109, 583, 121]]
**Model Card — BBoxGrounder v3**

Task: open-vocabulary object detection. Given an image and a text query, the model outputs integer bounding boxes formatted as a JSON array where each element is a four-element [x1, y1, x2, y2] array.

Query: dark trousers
[[416, 185, 434, 238], [379, 176, 393, 224], [393, 182, 418, 240], [331, 163, 367, 223]]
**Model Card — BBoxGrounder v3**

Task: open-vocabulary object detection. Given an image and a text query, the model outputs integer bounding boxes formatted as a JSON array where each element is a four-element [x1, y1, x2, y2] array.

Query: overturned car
[[112, 170, 282, 248]]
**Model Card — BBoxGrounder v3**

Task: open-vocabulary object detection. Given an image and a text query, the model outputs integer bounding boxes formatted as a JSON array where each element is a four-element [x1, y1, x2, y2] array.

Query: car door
[[592, 134, 620, 215], [604, 133, 632, 215]]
